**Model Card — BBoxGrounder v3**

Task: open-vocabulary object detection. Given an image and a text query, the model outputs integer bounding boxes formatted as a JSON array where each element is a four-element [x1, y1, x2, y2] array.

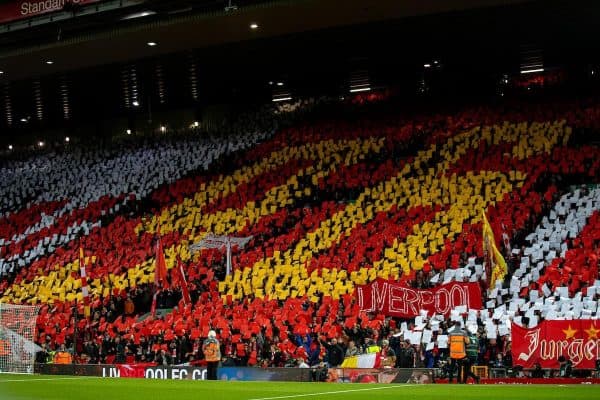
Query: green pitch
[[0, 374, 599, 400]]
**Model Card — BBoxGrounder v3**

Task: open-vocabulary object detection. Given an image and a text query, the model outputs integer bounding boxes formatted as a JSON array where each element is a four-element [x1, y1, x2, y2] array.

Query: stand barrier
[[35, 363, 435, 383]]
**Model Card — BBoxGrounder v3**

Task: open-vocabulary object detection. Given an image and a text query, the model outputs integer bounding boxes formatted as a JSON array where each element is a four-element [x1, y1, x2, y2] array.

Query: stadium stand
[[0, 92, 599, 377]]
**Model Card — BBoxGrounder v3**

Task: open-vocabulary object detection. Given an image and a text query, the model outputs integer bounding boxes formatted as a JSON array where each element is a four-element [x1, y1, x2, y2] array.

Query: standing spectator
[[84, 339, 99, 364], [307, 336, 322, 367], [463, 329, 480, 384], [379, 339, 396, 368], [203, 330, 221, 380], [345, 340, 361, 357], [124, 295, 135, 316], [448, 321, 469, 384], [156, 349, 172, 366], [114, 336, 125, 364], [396, 339, 415, 368], [322, 338, 344, 368], [558, 356, 572, 377], [35, 343, 49, 364], [531, 362, 545, 378]]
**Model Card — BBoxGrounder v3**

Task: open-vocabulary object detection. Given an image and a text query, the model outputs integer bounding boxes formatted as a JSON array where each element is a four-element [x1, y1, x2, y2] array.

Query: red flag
[[178, 259, 192, 306], [154, 237, 169, 289]]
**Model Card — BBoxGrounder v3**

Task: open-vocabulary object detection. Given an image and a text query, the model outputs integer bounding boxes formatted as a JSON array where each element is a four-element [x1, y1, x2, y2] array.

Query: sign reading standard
[[0, 1, 101, 24]]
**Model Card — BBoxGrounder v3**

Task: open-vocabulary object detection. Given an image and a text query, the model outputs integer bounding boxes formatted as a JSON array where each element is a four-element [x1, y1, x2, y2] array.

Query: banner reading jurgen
[[512, 320, 600, 369], [356, 279, 482, 318], [0, 1, 102, 24]]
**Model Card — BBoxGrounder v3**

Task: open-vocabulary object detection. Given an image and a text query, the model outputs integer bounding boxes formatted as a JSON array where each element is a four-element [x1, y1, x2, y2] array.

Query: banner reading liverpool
[[356, 279, 482, 318], [512, 320, 600, 369]]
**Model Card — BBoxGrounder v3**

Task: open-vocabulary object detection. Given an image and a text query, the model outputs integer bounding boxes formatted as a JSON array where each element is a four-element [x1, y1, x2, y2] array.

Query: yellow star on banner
[[584, 324, 599, 340], [563, 324, 578, 340]]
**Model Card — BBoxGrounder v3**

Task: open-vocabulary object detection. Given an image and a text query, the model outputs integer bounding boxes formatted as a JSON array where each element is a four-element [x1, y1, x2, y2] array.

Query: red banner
[[356, 279, 482, 318], [0, 1, 102, 24], [512, 320, 600, 369], [116, 363, 149, 378]]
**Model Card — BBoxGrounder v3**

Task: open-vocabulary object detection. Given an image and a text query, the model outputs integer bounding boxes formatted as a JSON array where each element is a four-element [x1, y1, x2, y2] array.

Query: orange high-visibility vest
[[449, 334, 468, 359], [54, 351, 73, 364], [203, 340, 220, 362]]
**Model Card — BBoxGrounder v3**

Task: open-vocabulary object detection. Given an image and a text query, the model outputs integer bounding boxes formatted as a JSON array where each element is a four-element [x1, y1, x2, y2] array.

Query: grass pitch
[[1, 374, 599, 400]]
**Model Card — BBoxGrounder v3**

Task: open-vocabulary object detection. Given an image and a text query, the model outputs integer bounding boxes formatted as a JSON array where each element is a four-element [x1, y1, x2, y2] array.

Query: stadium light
[[8, 144, 12, 150], [276, 82, 284, 86], [65, 136, 70, 143], [126, 129, 132, 135], [250, 23, 259, 29], [349, 87, 371, 93], [122, 10, 156, 20], [46, 60, 54, 65], [132, 100, 140, 107], [20, 118, 27, 122], [521, 68, 544, 74], [0, 70, 4, 75], [272, 96, 292, 102], [424, 63, 431, 68], [193, 121, 199, 127], [147, 42, 157, 47], [160, 125, 166, 133], [38, 141, 44, 148]]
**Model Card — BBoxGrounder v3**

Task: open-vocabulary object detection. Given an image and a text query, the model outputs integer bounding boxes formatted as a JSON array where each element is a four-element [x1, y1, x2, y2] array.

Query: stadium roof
[[0, 0, 598, 133], [0, 0, 541, 81]]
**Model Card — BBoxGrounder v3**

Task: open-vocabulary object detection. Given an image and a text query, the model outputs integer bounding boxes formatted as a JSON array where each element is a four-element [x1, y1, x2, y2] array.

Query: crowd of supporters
[[1, 91, 599, 380]]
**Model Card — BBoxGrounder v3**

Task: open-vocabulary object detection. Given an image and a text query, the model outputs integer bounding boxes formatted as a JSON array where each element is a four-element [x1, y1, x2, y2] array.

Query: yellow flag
[[482, 210, 508, 288]]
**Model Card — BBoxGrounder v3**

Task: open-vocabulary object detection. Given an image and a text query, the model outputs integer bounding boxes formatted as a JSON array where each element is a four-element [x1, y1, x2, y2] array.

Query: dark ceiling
[[0, 0, 599, 136], [0, 0, 536, 80]]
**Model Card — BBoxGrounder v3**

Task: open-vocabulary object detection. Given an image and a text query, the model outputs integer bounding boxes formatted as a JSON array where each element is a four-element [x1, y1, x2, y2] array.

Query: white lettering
[[450, 285, 466, 310], [105, 367, 119, 378], [518, 329, 540, 362], [19, 1, 74, 17], [373, 282, 388, 311], [388, 286, 406, 314], [172, 369, 187, 379], [360, 282, 474, 316], [434, 288, 450, 315]]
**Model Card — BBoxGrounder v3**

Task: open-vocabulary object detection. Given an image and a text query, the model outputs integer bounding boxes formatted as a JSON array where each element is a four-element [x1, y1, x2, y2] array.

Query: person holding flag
[[78, 246, 91, 318], [151, 225, 170, 317], [482, 210, 508, 289], [171, 257, 192, 306]]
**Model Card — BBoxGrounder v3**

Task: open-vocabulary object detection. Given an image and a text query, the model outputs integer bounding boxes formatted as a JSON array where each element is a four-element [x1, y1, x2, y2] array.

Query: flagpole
[[74, 239, 82, 358]]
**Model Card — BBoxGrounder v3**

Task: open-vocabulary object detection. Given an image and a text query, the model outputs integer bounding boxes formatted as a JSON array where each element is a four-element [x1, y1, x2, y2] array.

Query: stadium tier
[[0, 95, 599, 374]]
